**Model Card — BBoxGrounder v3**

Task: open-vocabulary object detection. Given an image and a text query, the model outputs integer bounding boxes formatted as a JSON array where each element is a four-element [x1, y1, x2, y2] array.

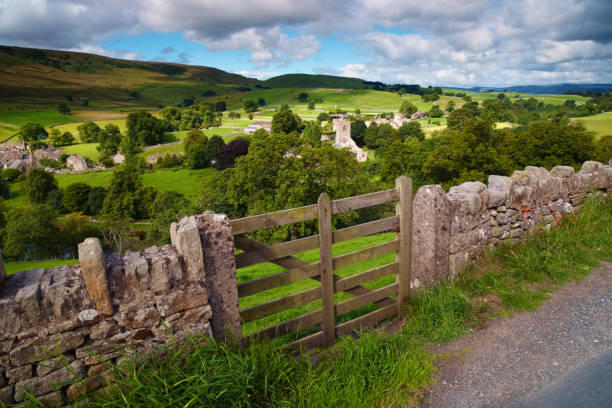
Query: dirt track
[[421, 262, 612, 408]]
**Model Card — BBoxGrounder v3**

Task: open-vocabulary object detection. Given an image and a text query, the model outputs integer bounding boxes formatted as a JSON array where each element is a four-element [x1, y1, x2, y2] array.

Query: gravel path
[[421, 261, 612, 408]]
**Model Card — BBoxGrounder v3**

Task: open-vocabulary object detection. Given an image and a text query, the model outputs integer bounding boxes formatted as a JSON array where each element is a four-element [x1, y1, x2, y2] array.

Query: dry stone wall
[[411, 160, 612, 289], [0, 213, 239, 406]]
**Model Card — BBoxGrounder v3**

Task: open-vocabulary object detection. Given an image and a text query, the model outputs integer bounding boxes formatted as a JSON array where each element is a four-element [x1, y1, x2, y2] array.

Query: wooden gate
[[230, 176, 413, 348]]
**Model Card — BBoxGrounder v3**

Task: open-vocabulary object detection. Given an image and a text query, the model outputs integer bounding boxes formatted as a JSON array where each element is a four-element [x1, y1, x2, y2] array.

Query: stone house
[[66, 154, 88, 172]]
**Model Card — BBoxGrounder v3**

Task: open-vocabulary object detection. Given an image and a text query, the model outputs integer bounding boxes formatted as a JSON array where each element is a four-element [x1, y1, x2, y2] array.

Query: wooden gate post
[[318, 193, 335, 346], [396, 176, 413, 313]]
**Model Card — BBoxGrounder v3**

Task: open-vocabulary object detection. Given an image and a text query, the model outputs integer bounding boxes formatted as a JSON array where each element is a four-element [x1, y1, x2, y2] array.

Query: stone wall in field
[[411, 160, 612, 290], [0, 213, 239, 406]]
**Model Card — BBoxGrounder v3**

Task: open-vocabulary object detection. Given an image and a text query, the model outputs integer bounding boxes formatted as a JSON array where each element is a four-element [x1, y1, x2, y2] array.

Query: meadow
[[0, 111, 77, 128], [576, 111, 612, 139]]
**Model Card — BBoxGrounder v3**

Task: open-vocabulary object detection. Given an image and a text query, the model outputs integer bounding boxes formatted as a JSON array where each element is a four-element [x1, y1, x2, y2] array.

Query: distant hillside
[[0, 45, 258, 105], [263, 74, 367, 89], [450, 83, 612, 95]]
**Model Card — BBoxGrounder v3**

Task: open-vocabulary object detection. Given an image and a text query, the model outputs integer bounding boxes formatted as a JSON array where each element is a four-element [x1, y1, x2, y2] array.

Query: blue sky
[[1, 0, 611, 86]]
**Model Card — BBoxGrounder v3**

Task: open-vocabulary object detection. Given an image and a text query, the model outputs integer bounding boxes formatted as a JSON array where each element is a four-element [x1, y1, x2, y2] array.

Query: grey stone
[[550, 165, 574, 178], [510, 229, 522, 238], [501, 230, 510, 240], [496, 206, 507, 212], [411, 185, 451, 287], [543, 215, 555, 224], [155, 287, 207, 317], [560, 202, 573, 214], [78, 238, 113, 315], [449, 251, 469, 280], [171, 216, 206, 282], [496, 213, 510, 225], [448, 181, 488, 215], [488, 175, 511, 207], [124, 251, 150, 291], [488, 209, 498, 217], [491, 226, 506, 238], [7, 364, 32, 384], [450, 228, 489, 254], [77, 309, 100, 324], [89, 319, 119, 340], [9, 331, 85, 366], [36, 354, 76, 377], [14, 360, 85, 401], [33, 391, 64, 407], [14, 269, 44, 326], [120, 306, 160, 330], [0, 385, 13, 405], [196, 213, 242, 340], [580, 160, 604, 173]]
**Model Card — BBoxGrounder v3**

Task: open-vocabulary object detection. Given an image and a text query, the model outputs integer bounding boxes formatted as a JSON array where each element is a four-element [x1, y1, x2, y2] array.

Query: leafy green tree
[[134, 186, 159, 219], [445, 100, 455, 112], [363, 122, 379, 149], [244, 100, 258, 113], [19, 123, 48, 143], [447, 107, 476, 131], [77, 121, 101, 143], [594, 135, 612, 163], [187, 142, 209, 169], [308, 102, 316, 110], [317, 112, 331, 122], [101, 164, 142, 218], [126, 111, 172, 146], [58, 213, 99, 256], [85, 186, 106, 215], [215, 101, 227, 112], [97, 124, 122, 157], [302, 122, 322, 146], [427, 105, 444, 118], [350, 119, 367, 147], [24, 168, 58, 203], [180, 106, 216, 130], [0, 177, 9, 199], [183, 129, 208, 154], [63, 182, 92, 213], [48, 129, 75, 147], [3, 204, 59, 259], [46, 188, 66, 213], [160, 106, 182, 130], [379, 138, 421, 183], [57, 103, 71, 115], [257, 98, 266, 107], [204, 135, 225, 166], [271, 105, 301, 134], [398, 122, 425, 141], [297, 92, 309, 102], [399, 101, 417, 117], [149, 191, 193, 243]]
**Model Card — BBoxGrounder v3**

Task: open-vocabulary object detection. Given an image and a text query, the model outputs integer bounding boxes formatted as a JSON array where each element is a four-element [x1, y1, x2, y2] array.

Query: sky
[[0, 0, 611, 87]]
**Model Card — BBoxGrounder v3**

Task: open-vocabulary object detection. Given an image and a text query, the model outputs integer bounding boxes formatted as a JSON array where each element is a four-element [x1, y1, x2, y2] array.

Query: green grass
[[0, 111, 78, 127], [141, 168, 218, 204], [0, 121, 18, 140], [138, 144, 184, 158], [239, 232, 397, 335], [576, 112, 612, 140], [4, 259, 79, 275], [61, 143, 101, 161]]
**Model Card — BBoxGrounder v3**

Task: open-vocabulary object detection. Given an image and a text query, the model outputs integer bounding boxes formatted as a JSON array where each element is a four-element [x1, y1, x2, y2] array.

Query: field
[[61, 142, 101, 161], [576, 112, 612, 139], [0, 111, 77, 128]]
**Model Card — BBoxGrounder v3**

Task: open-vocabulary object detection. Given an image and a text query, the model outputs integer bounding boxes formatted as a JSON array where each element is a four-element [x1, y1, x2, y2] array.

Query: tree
[[350, 119, 367, 147], [126, 111, 172, 146], [445, 100, 455, 112], [77, 121, 101, 143], [399, 101, 417, 117], [160, 106, 182, 130], [271, 105, 300, 135], [204, 135, 225, 167], [2, 204, 59, 259], [428, 105, 444, 118], [24, 168, 58, 203], [308, 102, 316, 110], [447, 107, 476, 131], [317, 112, 331, 122], [379, 138, 421, 183], [302, 122, 322, 146], [594, 135, 612, 163], [48, 129, 75, 147], [364, 122, 379, 149], [215, 101, 226, 112], [257, 98, 266, 107], [97, 124, 122, 157], [297, 92, 308, 102], [398, 122, 425, 141], [187, 142, 209, 169], [57, 103, 71, 115], [148, 191, 193, 243], [184, 129, 208, 154], [85, 186, 106, 215], [19, 123, 48, 143], [244, 100, 258, 113], [1, 168, 22, 183], [214, 139, 250, 170], [46, 189, 66, 213], [180, 105, 216, 130], [0, 177, 9, 199], [58, 213, 99, 256], [101, 164, 142, 218], [63, 182, 92, 213]]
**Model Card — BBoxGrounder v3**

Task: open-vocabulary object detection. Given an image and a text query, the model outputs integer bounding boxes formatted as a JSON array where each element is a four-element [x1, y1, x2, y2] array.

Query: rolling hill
[[263, 74, 367, 89], [0, 45, 258, 105]]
